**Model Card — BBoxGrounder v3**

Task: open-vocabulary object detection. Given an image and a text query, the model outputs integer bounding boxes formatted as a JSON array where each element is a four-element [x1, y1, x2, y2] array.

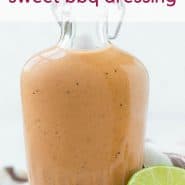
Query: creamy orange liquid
[[21, 44, 148, 185]]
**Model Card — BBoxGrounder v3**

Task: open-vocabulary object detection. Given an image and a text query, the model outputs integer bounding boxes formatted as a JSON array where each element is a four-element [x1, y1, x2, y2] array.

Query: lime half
[[128, 166, 185, 185]]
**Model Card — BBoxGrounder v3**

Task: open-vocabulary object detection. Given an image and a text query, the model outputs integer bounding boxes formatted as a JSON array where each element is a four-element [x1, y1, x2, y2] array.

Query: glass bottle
[[21, 2, 149, 185]]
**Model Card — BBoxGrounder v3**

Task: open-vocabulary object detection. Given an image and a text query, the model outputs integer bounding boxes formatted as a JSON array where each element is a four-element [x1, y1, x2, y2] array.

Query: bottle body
[[21, 44, 148, 185]]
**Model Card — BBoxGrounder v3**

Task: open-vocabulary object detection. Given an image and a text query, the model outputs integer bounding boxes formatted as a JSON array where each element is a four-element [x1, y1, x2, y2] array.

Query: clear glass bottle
[[21, 2, 149, 185]]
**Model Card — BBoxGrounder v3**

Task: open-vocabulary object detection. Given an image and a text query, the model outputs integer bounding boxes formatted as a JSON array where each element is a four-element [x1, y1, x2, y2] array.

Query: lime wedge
[[128, 166, 185, 185]]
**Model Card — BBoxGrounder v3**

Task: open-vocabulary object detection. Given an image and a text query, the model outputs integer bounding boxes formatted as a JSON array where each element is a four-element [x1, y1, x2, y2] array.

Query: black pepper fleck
[[32, 89, 40, 95], [66, 90, 70, 94], [114, 152, 121, 158]]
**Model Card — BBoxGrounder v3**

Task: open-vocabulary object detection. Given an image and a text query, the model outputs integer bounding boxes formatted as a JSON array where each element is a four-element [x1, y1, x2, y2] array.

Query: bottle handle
[[51, 1, 69, 28], [51, 2, 125, 40], [107, 1, 125, 40]]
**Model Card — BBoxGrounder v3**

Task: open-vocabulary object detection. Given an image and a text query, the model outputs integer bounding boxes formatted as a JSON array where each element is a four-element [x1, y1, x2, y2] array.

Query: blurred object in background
[[0, 167, 28, 185]]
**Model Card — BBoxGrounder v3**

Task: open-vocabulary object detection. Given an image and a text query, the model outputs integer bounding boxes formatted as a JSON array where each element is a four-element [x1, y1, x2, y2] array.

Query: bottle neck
[[58, 22, 109, 50]]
